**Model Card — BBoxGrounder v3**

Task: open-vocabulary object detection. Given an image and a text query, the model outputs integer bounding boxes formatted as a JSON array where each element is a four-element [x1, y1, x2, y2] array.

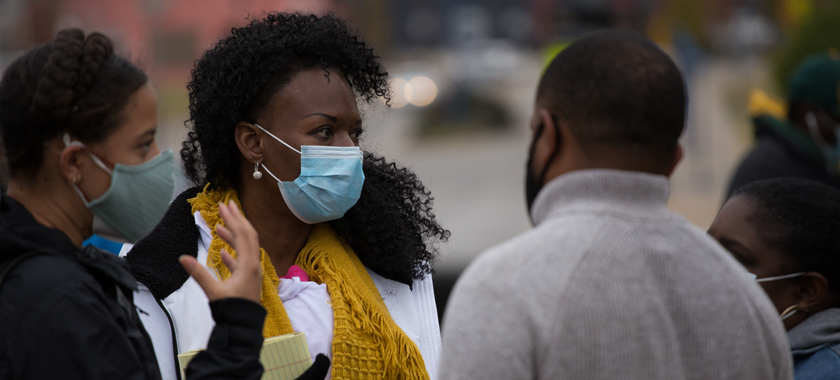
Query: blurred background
[[2, 0, 839, 321]]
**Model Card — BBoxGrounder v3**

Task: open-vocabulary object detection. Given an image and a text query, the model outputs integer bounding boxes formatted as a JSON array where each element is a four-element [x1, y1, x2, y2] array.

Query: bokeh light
[[407, 76, 438, 107]]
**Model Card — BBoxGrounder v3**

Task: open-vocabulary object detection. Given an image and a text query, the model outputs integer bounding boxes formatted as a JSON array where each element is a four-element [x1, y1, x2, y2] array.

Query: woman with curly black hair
[[125, 12, 449, 380]]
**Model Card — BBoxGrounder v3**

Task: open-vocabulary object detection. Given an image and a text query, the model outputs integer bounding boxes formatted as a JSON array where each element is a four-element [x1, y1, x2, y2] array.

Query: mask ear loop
[[805, 112, 840, 176], [254, 124, 301, 154], [62, 133, 114, 176], [755, 272, 806, 283], [259, 163, 283, 184]]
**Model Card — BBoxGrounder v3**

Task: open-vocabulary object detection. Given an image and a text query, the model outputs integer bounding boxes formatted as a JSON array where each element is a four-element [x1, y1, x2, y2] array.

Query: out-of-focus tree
[[773, 2, 840, 94]]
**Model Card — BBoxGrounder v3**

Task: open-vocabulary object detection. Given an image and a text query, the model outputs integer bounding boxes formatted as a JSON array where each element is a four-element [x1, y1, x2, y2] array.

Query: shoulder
[[0, 255, 109, 336], [126, 186, 204, 300], [795, 343, 840, 380], [1, 254, 97, 299]]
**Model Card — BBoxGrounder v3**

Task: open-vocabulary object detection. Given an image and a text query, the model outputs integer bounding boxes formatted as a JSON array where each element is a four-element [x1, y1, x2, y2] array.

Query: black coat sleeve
[[185, 298, 266, 380]]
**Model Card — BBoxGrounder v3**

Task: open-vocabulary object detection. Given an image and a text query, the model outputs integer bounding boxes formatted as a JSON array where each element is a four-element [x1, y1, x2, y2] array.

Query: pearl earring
[[253, 163, 263, 179]]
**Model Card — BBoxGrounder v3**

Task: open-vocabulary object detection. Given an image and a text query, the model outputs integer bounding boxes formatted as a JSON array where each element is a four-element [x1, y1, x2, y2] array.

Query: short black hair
[[0, 28, 147, 179], [734, 178, 840, 296], [182, 12, 447, 283], [537, 29, 686, 158]]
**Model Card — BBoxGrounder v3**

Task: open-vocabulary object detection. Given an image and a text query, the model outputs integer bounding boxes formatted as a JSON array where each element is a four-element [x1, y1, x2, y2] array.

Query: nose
[[149, 142, 161, 159], [334, 131, 356, 147]]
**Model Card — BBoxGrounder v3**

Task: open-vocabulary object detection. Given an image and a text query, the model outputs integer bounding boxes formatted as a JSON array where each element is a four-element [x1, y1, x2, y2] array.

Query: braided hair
[[183, 13, 448, 283], [0, 28, 147, 179]]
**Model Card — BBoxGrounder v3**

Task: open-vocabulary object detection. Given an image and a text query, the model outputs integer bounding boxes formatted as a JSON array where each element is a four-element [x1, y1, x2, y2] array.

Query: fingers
[[218, 200, 260, 268], [180, 255, 222, 301], [216, 224, 233, 244], [220, 248, 238, 272]]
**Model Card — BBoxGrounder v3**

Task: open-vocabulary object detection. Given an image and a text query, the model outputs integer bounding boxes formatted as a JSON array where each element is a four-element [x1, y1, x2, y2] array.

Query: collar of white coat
[[191, 211, 421, 344]]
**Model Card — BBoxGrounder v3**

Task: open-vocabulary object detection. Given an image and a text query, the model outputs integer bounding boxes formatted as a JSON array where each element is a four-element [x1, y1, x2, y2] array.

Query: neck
[[545, 145, 674, 184], [237, 182, 313, 277], [6, 177, 91, 247]]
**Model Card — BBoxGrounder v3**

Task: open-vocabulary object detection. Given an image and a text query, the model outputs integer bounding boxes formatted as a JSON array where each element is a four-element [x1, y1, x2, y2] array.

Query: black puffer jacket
[[727, 115, 840, 196], [0, 193, 266, 380]]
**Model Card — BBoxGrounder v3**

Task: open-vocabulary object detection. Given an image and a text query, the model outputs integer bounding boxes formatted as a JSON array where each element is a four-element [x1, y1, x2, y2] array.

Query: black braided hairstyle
[[183, 12, 449, 284], [0, 28, 147, 179]]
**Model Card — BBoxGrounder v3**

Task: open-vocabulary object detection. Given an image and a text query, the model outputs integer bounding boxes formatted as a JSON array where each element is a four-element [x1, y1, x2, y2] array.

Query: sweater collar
[[530, 169, 671, 226]]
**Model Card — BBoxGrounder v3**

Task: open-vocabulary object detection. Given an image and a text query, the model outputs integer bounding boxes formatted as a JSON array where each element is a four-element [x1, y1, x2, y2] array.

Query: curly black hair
[[182, 12, 448, 283], [0, 28, 146, 179]]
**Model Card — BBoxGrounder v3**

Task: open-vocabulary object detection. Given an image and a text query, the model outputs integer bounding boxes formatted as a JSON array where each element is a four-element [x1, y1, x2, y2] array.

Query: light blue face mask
[[254, 124, 364, 224], [64, 134, 175, 243]]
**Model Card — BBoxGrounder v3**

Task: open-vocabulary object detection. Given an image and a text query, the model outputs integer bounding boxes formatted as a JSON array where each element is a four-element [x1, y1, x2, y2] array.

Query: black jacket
[[0, 193, 266, 380], [727, 115, 840, 196]]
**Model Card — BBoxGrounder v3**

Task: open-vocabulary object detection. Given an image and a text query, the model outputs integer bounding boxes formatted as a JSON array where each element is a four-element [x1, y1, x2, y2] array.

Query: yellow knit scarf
[[188, 186, 429, 380]]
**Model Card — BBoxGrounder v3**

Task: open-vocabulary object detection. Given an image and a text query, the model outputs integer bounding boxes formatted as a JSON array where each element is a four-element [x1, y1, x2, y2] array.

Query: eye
[[139, 139, 153, 151], [313, 127, 333, 138], [351, 128, 364, 139]]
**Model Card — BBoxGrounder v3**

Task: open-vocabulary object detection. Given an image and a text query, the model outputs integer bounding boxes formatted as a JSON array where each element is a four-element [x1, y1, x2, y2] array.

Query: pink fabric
[[280, 264, 310, 282]]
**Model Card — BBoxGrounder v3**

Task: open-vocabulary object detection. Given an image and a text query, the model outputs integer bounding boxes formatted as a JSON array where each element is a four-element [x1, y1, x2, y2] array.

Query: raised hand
[[179, 200, 262, 303]]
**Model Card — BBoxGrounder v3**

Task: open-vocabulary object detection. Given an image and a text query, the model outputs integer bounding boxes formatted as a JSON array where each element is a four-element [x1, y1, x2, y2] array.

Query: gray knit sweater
[[439, 169, 792, 380]]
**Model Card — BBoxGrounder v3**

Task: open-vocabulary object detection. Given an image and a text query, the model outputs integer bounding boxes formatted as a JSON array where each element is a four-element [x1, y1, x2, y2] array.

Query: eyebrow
[[301, 113, 337, 122], [138, 128, 156, 138]]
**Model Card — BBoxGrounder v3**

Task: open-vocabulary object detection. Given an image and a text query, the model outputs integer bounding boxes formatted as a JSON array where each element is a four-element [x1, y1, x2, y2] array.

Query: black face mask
[[525, 118, 560, 222]]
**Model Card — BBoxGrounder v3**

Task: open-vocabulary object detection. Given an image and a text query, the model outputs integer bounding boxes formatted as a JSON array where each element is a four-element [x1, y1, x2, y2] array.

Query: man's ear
[[532, 109, 560, 176], [796, 272, 830, 314], [235, 122, 265, 164], [665, 143, 684, 177]]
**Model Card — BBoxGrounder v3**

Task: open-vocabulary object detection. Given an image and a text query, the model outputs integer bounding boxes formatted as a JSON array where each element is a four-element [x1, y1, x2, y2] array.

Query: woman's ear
[[235, 122, 264, 164], [796, 272, 830, 313], [59, 143, 86, 185]]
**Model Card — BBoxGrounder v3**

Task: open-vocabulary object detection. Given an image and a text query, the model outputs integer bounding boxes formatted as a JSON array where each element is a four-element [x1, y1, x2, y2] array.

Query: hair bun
[[29, 28, 114, 126], [77, 33, 114, 98]]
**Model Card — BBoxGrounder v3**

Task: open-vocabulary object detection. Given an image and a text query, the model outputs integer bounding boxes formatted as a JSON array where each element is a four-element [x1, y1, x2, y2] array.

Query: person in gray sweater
[[439, 30, 792, 380]]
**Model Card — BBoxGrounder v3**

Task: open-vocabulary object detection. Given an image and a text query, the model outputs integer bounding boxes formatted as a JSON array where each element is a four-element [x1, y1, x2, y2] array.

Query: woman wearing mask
[[709, 178, 840, 379], [125, 12, 449, 380], [0, 29, 273, 379]]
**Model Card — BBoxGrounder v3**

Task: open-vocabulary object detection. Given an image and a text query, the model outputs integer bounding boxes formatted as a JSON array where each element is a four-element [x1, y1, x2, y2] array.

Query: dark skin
[[708, 195, 836, 330], [528, 102, 684, 187], [790, 104, 840, 145], [234, 68, 363, 276]]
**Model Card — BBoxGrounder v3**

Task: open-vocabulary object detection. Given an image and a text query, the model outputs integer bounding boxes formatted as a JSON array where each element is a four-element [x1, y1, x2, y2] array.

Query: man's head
[[786, 51, 840, 155], [526, 29, 686, 208]]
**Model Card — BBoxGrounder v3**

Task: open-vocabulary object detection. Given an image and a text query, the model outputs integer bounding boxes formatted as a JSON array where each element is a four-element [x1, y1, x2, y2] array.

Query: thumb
[[179, 255, 220, 301]]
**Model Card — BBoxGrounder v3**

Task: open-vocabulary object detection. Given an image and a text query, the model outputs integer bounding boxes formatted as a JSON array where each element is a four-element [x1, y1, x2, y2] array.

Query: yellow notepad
[[178, 332, 312, 380]]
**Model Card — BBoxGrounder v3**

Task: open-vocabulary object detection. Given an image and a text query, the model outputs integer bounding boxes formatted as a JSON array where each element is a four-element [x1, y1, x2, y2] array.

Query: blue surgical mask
[[254, 124, 364, 224], [64, 134, 175, 243]]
